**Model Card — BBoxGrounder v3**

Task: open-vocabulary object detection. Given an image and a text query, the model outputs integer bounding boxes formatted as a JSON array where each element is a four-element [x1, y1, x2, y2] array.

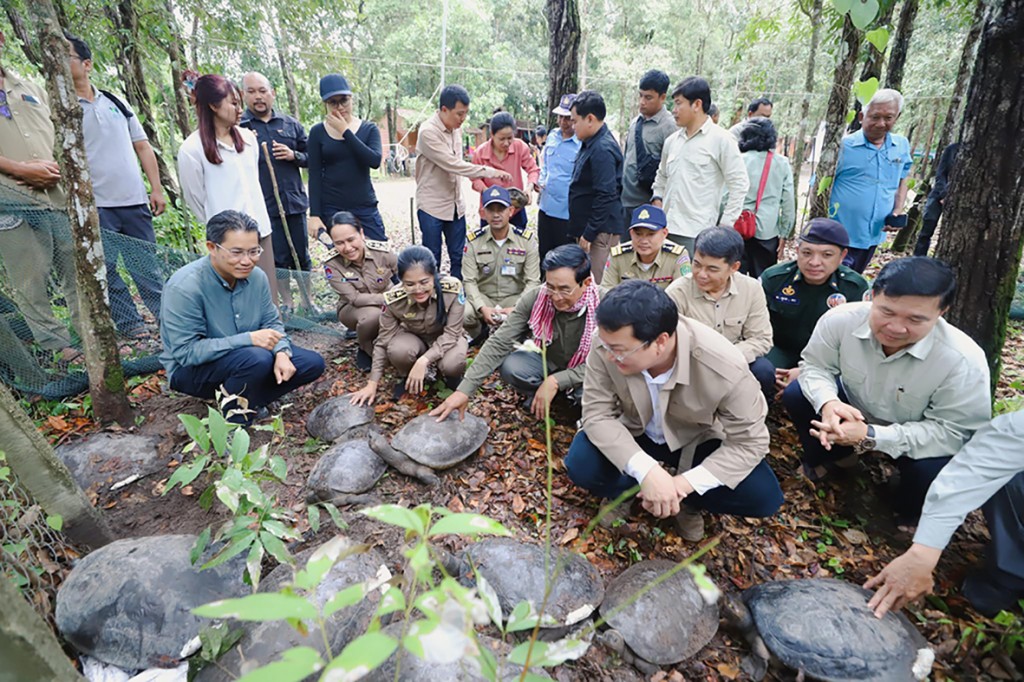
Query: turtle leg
[[596, 629, 660, 676], [796, 669, 806, 682], [722, 594, 770, 681]]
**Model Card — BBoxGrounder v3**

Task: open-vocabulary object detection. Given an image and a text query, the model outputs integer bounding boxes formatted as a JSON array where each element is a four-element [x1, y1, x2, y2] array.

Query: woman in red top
[[470, 112, 541, 229]]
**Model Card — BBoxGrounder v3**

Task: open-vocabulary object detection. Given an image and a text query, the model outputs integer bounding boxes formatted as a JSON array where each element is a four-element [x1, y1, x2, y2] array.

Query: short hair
[[397, 245, 446, 327], [63, 30, 91, 61], [872, 257, 956, 309], [542, 244, 591, 284], [747, 97, 773, 114], [596, 280, 678, 343], [737, 117, 777, 153], [867, 88, 904, 114], [439, 85, 470, 110], [206, 210, 258, 244], [638, 70, 670, 95], [671, 77, 711, 114], [489, 112, 516, 135], [694, 226, 744, 265], [571, 90, 606, 121], [707, 102, 720, 118]]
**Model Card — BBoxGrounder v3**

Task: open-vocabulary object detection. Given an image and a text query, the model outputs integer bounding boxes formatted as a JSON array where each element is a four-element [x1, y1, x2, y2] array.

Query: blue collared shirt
[[828, 130, 912, 249], [159, 256, 290, 380], [538, 128, 581, 220]]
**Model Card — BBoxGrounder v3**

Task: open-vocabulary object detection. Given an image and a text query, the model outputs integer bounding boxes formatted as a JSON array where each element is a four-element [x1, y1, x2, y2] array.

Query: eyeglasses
[[326, 96, 352, 108], [215, 244, 264, 261], [402, 280, 434, 293], [542, 283, 580, 298], [0, 91, 10, 120], [595, 340, 650, 363]]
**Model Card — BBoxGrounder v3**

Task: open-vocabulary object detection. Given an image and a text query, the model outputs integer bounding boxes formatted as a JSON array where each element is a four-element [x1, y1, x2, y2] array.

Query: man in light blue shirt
[[828, 89, 912, 273], [160, 211, 324, 424], [537, 94, 581, 261]]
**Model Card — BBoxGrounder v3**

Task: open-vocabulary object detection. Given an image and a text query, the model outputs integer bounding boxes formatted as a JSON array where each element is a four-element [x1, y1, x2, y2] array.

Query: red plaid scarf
[[528, 283, 599, 369]]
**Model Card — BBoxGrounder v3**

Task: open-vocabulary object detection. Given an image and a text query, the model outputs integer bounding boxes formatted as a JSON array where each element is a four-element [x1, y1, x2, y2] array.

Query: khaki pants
[[589, 232, 620, 285], [338, 303, 382, 356], [463, 293, 521, 339], [386, 331, 467, 380]]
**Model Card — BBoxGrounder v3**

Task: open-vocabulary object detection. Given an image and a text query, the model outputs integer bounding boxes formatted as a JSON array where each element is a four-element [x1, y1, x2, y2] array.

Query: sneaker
[[355, 349, 372, 372], [674, 506, 705, 542]]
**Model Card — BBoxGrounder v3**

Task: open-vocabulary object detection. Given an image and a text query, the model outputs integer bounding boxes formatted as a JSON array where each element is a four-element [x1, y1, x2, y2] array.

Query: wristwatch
[[853, 425, 876, 454], [276, 347, 293, 358]]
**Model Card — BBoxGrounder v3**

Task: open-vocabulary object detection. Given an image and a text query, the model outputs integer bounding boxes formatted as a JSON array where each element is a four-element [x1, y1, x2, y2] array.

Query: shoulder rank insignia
[[322, 248, 339, 262], [467, 226, 489, 242], [365, 239, 390, 252], [662, 242, 684, 255], [383, 287, 408, 305], [440, 277, 463, 295], [512, 224, 535, 240], [610, 242, 634, 257]]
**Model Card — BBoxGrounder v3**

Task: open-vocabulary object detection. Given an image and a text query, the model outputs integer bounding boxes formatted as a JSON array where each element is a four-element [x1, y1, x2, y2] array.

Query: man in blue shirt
[[537, 94, 581, 262], [828, 89, 912, 273], [160, 210, 325, 423]]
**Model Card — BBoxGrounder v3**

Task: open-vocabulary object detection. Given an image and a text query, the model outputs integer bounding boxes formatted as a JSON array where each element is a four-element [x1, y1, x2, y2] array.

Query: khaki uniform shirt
[[0, 70, 63, 206], [603, 240, 690, 289], [665, 272, 773, 363], [581, 318, 769, 488], [372, 277, 465, 381], [799, 302, 991, 459], [323, 240, 398, 311], [463, 224, 541, 311], [415, 112, 499, 220]]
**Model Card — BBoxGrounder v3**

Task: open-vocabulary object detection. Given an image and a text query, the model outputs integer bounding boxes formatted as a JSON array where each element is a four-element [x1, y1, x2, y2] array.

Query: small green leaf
[[164, 455, 210, 494], [294, 555, 335, 592], [376, 586, 406, 617], [263, 520, 301, 541], [191, 527, 212, 565], [214, 480, 242, 514], [180, 414, 209, 452], [506, 600, 540, 633], [322, 503, 346, 530], [246, 542, 265, 589], [201, 531, 256, 570], [260, 531, 293, 566], [269, 455, 288, 481], [865, 26, 889, 53], [508, 637, 589, 666], [307, 506, 321, 534], [45, 514, 63, 531], [846, 109, 857, 124], [319, 631, 397, 681], [475, 572, 503, 629], [231, 429, 251, 464], [194, 593, 319, 621], [850, 0, 880, 30], [832, 0, 854, 13], [209, 408, 230, 457], [853, 77, 880, 107], [323, 583, 368, 618], [361, 504, 427, 535], [236, 646, 324, 682], [816, 175, 833, 196], [427, 513, 511, 538]]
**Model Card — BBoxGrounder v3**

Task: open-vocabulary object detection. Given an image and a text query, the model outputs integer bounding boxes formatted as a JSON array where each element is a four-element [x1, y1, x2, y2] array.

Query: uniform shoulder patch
[[467, 226, 489, 242], [365, 239, 390, 252], [322, 248, 340, 262], [512, 224, 535, 240], [383, 286, 408, 305], [610, 242, 634, 257], [662, 242, 684, 255], [440, 276, 463, 294]]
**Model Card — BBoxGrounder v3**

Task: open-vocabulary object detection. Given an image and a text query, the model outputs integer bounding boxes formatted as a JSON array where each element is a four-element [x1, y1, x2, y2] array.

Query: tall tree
[[934, 0, 1024, 386], [2, 1, 39, 67], [544, 0, 581, 129], [884, 0, 919, 91], [27, 0, 134, 426], [159, 0, 193, 141], [271, 2, 300, 117], [791, 0, 823, 224]]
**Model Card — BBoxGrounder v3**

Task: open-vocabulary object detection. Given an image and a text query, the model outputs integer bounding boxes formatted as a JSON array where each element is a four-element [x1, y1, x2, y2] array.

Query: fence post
[[0, 575, 84, 681]]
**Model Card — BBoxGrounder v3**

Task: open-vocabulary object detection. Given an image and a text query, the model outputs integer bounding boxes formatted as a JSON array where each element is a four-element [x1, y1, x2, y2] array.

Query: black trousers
[[537, 210, 575, 263], [741, 237, 779, 279]]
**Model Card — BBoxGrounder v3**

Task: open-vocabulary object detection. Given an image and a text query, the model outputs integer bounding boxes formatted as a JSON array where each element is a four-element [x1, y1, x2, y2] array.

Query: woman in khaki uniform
[[324, 212, 398, 370], [350, 246, 467, 403]]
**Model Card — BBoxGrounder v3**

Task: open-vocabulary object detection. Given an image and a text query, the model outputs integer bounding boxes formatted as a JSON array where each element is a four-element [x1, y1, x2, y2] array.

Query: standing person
[[734, 117, 795, 277], [603, 204, 689, 289], [537, 94, 580, 261], [729, 97, 773, 137], [569, 90, 623, 285], [828, 88, 912, 273], [913, 142, 959, 257], [240, 72, 312, 312], [531, 125, 547, 166], [621, 70, 678, 230], [707, 103, 721, 125], [306, 74, 387, 243], [415, 85, 510, 280], [652, 77, 748, 259], [178, 74, 279, 303], [470, 112, 540, 229], [66, 31, 164, 339]]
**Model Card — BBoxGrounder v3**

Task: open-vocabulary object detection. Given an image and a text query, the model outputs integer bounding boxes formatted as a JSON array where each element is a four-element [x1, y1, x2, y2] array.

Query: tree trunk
[[810, 15, 862, 219], [934, 0, 1024, 387], [544, 0, 581, 130], [792, 0, 823, 231], [27, 0, 134, 427], [272, 4, 301, 118], [161, 0, 192, 141], [885, 0, 919, 91], [0, 573, 84, 681], [2, 2, 40, 67]]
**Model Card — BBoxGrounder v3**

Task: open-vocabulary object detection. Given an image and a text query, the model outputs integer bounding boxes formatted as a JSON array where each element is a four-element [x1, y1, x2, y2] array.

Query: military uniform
[[323, 240, 398, 355], [371, 276, 468, 382], [462, 223, 541, 337], [760, 260, 870, 369], [602, 240, 690, 289]]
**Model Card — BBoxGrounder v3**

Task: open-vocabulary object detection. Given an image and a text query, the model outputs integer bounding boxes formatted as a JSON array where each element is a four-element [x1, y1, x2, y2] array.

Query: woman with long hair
[[470, 112, 540, 229]]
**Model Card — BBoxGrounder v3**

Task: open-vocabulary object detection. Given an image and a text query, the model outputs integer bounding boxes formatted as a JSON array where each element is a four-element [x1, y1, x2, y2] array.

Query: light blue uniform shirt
[[538, 129, 581, 220], [78, 87, 149, 208], [828, 130, 912, 249], [159, 256, 290, 381]]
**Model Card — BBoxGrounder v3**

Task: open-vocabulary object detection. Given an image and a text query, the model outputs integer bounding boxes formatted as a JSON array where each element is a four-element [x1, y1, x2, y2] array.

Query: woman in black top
[[306, 74, 387, 241]]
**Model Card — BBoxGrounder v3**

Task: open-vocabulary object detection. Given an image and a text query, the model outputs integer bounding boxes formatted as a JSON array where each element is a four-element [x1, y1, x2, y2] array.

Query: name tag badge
[[500, 265, 517, 276]]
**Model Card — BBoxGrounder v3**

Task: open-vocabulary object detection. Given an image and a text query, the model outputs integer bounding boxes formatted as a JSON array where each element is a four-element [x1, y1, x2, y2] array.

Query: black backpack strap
[[98, 89, 134, 120]]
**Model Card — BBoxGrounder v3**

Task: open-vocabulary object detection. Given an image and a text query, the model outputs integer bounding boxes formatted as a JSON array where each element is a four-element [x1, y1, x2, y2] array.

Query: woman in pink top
[[470, 112, 541, 229]]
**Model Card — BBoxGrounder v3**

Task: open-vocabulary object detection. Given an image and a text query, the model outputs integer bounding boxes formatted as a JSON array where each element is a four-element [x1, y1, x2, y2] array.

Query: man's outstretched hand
[[429, 390, 470, 422]]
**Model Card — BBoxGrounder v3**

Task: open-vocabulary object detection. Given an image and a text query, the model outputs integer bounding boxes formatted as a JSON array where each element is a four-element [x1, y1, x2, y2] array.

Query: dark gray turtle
[[391, 413, 488, 469], [305, 439, 387, 506], [598, 559, 719, 674], [55, 432, 164, 491], [723, 578, 933, 682], [459, 538, 604, 629], [306, 396, 374, 442]]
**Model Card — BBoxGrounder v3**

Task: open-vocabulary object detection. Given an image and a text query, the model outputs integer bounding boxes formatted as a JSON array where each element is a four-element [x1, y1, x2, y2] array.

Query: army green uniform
[[760, 260, 870, 368], [371, 277, 468, 382], [323, 240, 398, 355], [462, 223, 541, 337], [602, 240, 690, 289]]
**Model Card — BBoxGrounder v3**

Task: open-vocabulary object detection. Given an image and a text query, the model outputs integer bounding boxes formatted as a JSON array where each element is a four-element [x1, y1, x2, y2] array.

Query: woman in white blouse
[[178, 74, 278, 301]]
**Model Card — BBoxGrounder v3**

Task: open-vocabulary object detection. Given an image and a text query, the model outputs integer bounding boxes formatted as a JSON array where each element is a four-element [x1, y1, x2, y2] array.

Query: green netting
[[0, 182, 342, 399]]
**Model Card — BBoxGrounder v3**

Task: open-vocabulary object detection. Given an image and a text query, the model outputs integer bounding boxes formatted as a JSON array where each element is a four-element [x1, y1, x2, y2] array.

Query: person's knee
[[387, 344, 420, 374], [292, 348, 326, 383], [565, 433, 601, 490], [749, 357, 775, 393], [233, 346, 276, 375], [747, 481, 785, 517], [438, 350, 467, 379]]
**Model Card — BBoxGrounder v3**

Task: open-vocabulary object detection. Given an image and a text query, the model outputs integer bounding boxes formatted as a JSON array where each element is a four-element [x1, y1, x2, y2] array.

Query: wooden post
[[409, 197, 416, 245]]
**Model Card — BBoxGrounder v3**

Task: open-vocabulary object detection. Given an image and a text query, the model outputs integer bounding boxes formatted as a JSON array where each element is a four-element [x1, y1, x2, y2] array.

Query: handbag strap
[[753, 151, 773, 213], [633, 117, 648, 165]]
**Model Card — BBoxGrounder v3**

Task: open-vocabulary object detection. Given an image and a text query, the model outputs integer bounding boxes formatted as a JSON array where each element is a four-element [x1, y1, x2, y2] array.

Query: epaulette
[[321, 248, 340, 262], [467, 226, 489, 242], [383, 287, 408, 305], [512, 224, 535, 240], [661, 242, 684, 255], [440, 277, 463, 294], [365, 239, 390, 252], [610, 242, 634, 257]]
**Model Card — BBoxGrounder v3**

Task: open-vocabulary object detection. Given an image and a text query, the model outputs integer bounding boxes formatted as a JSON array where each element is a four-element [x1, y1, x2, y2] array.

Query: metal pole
[[410, 196, 416, 245], [440, 0, 448, 88]]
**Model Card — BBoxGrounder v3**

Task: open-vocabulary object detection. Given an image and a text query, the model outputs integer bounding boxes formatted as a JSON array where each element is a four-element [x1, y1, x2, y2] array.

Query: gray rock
[[600, 559, 718, 666], [55, 433, 164, 491], [306, 439, 387, 496], [392, 413, 488, 469], [306, 397, 374, 442], [55, 535, 247, 670]]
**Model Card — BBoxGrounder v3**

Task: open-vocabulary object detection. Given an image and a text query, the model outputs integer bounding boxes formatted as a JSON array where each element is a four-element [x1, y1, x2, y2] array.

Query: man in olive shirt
[[621, 71, 678, 228], [463, 186, 541, 340], [603, 204, 690, 289]]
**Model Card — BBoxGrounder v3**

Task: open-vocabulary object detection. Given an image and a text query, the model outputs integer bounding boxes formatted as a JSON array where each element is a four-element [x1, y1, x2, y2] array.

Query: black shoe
[[443, 376, 461, 392], [355, 349, 372, 372], [344, 329, 358, 340], [392, 381, 406, 401], [962, 570, 1024, 618], [469, 326, 490, 347]]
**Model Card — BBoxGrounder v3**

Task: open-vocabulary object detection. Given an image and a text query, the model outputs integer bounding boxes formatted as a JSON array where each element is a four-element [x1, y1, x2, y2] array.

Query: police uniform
[[760, 260, 869, 369], [371, 276, 468, 382], [462, 222, 541, 337], [602, 240, 690, 289], [323, 240, 398, 355]]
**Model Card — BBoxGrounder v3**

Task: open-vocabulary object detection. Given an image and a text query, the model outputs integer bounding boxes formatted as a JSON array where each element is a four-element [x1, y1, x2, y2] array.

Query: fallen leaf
[[559, 527, 579, 545], [716, 662, 740, 680], [180, 485, 194, 496], [512, 494, 526, 514], [842, 528, 869, 545]]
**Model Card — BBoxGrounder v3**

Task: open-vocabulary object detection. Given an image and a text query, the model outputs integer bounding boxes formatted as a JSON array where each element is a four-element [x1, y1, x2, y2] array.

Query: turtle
[[306, 396, 374, 442], [390, 413, 489, 470], [597, 559, 719, 675], [305, 439, 388, 506], [721, 578, 934, 682]]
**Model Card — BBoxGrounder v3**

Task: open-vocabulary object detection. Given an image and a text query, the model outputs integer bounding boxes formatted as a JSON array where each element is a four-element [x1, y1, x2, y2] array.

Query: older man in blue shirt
[[537, 94, 581, 262], [828, 89, 912, 273], [160, 210, 325, 423]]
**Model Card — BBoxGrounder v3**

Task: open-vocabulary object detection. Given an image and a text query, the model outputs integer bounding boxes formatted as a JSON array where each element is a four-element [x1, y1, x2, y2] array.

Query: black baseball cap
[[800, 218, 850, 249]]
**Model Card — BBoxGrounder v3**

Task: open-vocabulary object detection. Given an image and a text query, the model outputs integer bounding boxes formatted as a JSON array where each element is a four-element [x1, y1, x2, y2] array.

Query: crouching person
[[160, 210, 325, 424], [565, 280, 783, 541]]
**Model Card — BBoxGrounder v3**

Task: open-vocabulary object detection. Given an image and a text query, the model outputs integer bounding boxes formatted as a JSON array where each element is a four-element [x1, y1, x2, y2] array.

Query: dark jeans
[[270, 212, 311, 271], [741, 237, 779, 279], [98, 205, 163, 333], [913, 217, 939, 257], [170, 345, 325, 424], [749, 356, 776, 402], [843, 245, 877, 274], [499, 350, 583, 403], [417, 209, 466, 279], [979, 471, 1024, 592], [537, 210, 574, 263], [480, 209, 528, 230], [565, 432, 783, 517], [781, 378, 951, 517]]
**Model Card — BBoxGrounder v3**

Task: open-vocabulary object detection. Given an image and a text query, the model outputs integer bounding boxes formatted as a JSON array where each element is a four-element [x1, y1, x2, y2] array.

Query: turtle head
[[720, 592, 755, 633]]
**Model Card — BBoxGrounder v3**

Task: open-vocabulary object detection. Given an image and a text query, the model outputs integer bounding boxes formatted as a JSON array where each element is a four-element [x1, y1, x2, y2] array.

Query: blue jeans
[[417, 209, 466, 279], [565, 431, 783, 517], [170, 346, 325, 424], [98, 205, 163, 332], [749, 356, 776, 402]]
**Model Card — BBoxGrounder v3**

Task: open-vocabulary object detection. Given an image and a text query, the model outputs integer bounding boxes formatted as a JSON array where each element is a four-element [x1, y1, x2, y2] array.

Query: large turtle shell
[[306, 397, 374, 442], [744, 578, 931, 682], [600, 559, 718, 665], [391, 413, 488, 469], [306, 439, 386, 495]]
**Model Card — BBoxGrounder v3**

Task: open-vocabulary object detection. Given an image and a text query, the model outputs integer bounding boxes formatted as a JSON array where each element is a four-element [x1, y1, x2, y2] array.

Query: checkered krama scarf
[[527, 283, 600, 369]]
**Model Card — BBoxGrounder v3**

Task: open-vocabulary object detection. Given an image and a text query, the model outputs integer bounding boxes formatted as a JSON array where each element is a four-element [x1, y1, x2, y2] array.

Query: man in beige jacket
[[567, 280, 783, 541]]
